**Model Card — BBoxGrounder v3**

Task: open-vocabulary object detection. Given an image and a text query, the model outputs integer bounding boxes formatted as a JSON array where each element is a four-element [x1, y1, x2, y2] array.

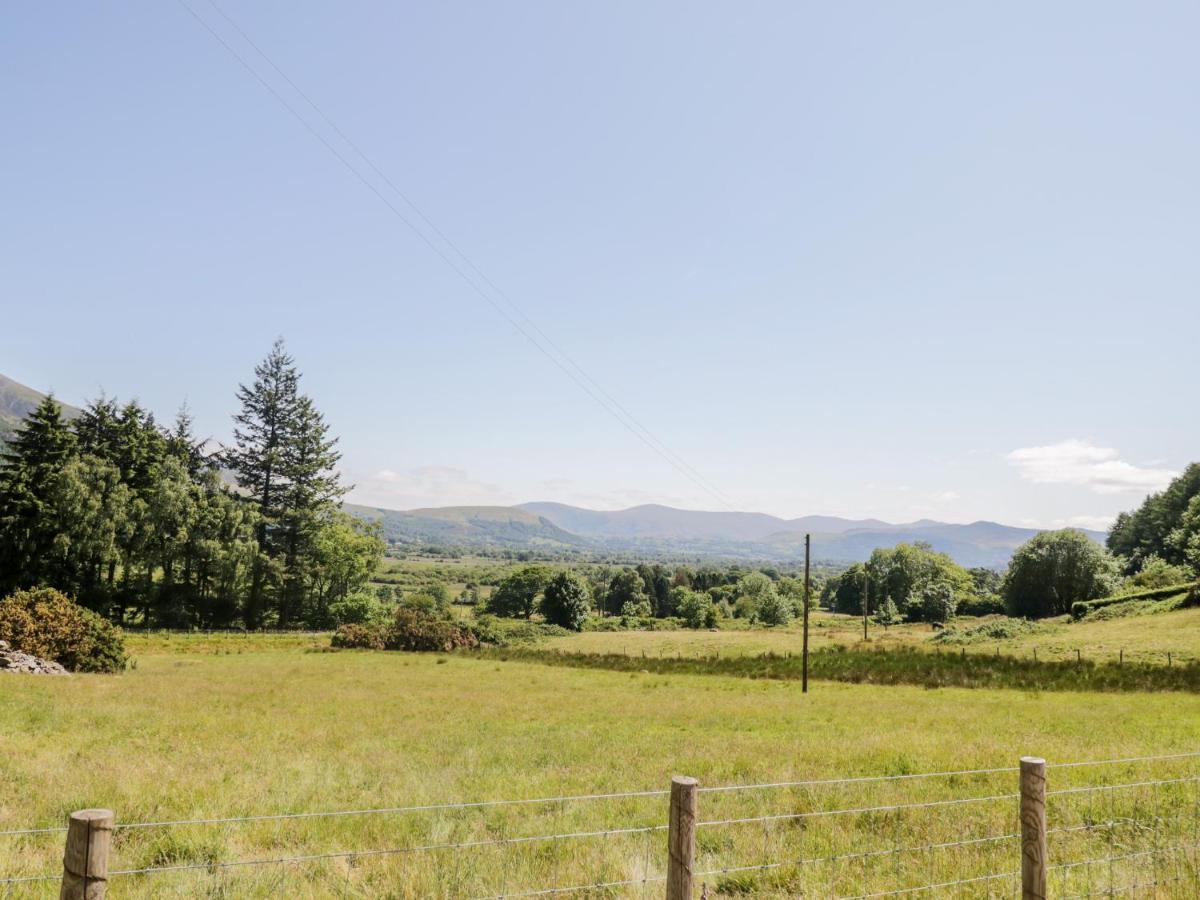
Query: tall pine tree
[[0, 396, 76, 593], [278, 395, 348, 626]]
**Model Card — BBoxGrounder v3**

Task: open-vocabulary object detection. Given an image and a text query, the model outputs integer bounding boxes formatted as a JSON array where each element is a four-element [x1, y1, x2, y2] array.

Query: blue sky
[[3, 1, 1196, 527]]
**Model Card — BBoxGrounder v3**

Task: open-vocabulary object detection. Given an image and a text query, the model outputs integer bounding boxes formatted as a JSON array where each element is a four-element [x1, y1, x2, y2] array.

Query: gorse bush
[[384, 608, 478, 652], [0, 587, 128, 672], [332, 607, 478, 652], [330, 623, 385, 650]]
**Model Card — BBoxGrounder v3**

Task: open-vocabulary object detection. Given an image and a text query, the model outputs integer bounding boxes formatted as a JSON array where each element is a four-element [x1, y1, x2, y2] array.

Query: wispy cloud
[[1007, 440, 1176, 495]]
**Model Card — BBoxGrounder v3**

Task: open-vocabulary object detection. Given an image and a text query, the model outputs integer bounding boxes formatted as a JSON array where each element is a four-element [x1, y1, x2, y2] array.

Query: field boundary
[[477, 644, 1200, 693], [6, 751, 1200, 897]]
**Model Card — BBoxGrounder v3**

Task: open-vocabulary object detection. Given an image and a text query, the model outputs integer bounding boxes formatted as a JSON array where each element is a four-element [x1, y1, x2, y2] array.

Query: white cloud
[[930, 490, 960, 503], [1007, 440, 1177, 495], [348, 466, 514, 510]]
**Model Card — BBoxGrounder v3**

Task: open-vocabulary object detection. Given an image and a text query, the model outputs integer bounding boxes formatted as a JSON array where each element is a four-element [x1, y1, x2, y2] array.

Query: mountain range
[[0, 373, 1107, 568], [346, 501, 1106, 568]]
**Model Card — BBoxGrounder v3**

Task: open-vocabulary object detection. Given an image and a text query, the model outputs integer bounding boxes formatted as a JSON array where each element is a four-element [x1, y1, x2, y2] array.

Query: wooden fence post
[[666, 776, 698, 900], [1019, 758, 1047, 900], [60, 809, 114, 900]]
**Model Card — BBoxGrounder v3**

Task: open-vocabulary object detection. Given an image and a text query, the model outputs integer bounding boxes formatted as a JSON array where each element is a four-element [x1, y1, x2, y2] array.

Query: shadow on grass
[[476, 645, 1200, 693]]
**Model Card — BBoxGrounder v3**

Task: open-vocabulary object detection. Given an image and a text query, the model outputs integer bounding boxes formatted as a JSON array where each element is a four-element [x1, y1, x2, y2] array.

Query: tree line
[[0, 340, 383, 629]]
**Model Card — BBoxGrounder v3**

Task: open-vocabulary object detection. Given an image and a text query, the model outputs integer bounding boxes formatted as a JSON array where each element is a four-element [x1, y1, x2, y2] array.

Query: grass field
[[3, 633, 1200, 897], [562, 605, 1200, 666]]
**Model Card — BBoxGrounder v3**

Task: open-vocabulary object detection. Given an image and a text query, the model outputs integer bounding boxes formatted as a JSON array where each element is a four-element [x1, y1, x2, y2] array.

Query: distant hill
[[343, 503, 585, 550], [0, 373, 81, 443], [346, 500, 1106, 568], [518, 502, 889, 541], [759, 520, 1089, 569]]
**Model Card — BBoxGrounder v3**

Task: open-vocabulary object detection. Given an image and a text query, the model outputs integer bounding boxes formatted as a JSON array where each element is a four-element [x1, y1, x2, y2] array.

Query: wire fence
[[6, 751, 1200, 897]]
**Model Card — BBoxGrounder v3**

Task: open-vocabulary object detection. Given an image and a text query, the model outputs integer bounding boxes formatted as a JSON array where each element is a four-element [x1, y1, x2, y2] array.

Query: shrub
[[933, 617, 1045, 644], [327, 591, 385, 627], [0, 587, 127, 672], [676, 589, 717, 629], [620, 599, 652, 618], [874, 597, 901, 627], [1070, 581, 1198, 619], [1125, 556, 1194, 591], [400, 592, 449, 617], [757, 590, 793, 627], [957, 594, 1006, 617], [383, 608, 478, 652], [330, 623, 385, 650]]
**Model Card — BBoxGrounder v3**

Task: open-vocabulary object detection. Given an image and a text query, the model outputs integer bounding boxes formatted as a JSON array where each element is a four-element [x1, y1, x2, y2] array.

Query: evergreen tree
[[225, 339, 301, 626], [0, 396, 75, 593], [165, 404, 210, 478], [73, 395, 121, 461]]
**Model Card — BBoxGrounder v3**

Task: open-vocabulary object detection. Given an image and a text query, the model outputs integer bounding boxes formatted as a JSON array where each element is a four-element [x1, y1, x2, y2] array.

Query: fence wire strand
[[6, 749, 1200, 894]]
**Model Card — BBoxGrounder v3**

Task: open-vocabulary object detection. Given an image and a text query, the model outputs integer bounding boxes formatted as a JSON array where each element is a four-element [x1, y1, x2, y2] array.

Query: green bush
[[676, 589, 717, 629], [0, 587, 127, 672], [1070, 582, 1198, 619], [933, 617, 1045, 645], [619, 599, 652, 618], [469, 615, 568, 647], [757, 590, 793, 627], [958, 594, 1007, 617], [327, 591, 385, 627]]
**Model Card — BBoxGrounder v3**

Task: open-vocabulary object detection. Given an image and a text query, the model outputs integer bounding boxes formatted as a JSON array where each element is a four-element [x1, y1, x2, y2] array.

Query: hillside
[[518, 502, 889, 541], [0, 373, 81, 443], [758, 520, 1100, 569], [347, 499, 1106, 567], [344, 503, 585, 550]]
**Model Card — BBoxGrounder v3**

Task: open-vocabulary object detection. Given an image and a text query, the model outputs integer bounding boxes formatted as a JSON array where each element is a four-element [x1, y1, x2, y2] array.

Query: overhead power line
[[175, 0, 736, 511]]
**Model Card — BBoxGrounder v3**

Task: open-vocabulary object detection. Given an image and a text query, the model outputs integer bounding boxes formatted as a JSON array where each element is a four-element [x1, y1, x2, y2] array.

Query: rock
[[0, 640, 69, 675]]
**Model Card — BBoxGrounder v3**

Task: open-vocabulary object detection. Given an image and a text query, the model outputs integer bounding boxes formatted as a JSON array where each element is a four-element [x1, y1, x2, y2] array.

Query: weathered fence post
[[60, 808, 114, 900], [667, 776, 698, 900], [1019, 758, 1047, 900]]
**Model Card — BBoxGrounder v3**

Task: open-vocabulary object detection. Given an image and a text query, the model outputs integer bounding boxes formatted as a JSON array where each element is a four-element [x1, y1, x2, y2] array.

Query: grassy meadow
[[3, 633, 1200, 897], [560, 605, 1200, 666]]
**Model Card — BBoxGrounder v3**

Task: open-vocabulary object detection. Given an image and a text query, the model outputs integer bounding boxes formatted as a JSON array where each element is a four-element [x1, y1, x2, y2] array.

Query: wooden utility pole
[[666, 776, 698, 900], [60, 809, 114, 899], [862, 570, 869, 641], [1019, 757, 1048, 900], [802, 534, 811, 693]]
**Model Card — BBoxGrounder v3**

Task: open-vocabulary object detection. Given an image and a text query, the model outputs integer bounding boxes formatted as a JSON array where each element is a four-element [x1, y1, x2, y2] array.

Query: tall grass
[[483, 644, 1200, 693], [3, 640, 1200, 896]]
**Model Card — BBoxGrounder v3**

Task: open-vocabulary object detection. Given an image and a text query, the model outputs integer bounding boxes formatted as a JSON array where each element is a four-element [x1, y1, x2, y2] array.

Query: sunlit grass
[[562, 606, 1200, 666], [2, 637, 1199, 896]]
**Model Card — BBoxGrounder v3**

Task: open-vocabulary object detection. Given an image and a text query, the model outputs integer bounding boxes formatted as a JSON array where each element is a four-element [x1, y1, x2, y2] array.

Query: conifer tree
[[225, 339, 301, 626], [0, 396, 76, 593], [165, 404, 210, 478], [277, 395, 347, 625]]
